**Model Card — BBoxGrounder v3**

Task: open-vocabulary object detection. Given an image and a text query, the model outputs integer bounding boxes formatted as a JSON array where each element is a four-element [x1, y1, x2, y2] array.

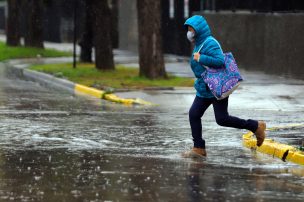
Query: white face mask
[[187, 31, 195, 42]]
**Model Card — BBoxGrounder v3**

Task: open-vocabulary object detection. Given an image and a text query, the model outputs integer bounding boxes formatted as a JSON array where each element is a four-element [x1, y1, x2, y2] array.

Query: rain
[[0, 0, 304, 201]]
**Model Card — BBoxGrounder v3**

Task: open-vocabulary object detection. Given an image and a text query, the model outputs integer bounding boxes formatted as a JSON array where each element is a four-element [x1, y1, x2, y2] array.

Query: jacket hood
[[184, 15, 211, 46]]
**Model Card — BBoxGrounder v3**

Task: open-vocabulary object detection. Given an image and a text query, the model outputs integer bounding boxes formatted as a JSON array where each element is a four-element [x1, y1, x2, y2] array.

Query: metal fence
[[201, 0, 304, 13]]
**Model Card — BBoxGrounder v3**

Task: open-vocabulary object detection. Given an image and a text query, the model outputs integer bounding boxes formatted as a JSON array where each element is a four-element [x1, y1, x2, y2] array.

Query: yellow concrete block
[[74, 84, 153, 105], [243, 131, 304, 166], [103, 94, 134, 105], [286, 150, 304, 166], [103, 94, 154, 105], [74, 84, 105, 98]]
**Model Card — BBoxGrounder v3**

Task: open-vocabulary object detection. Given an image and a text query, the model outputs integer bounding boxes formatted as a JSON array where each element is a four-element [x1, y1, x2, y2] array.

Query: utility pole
[[73, 0, 77, 68]]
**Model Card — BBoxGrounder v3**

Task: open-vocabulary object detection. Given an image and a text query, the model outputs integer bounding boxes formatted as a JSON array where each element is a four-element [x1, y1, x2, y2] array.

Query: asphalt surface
[[0, 59, 304, 201]]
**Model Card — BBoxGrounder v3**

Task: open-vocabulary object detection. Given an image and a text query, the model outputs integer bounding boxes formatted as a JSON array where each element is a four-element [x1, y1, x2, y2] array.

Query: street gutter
[[4, 60, 154, 106]]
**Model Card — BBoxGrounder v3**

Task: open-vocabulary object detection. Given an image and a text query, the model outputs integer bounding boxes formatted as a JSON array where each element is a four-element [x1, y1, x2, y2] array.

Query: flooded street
[[0, 63, 304, 201]]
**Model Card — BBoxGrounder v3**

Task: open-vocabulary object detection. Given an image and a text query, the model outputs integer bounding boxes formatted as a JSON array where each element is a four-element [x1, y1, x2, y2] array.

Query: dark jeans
[[189, 96, 258, 149]]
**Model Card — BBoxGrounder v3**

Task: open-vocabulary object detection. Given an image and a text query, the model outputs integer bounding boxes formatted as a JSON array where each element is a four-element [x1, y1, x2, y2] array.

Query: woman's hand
[[193, 53, 200, 62]]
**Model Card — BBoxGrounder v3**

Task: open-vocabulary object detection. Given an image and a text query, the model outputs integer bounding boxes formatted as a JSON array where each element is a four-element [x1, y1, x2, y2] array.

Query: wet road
[[0, 63, 304, 201]]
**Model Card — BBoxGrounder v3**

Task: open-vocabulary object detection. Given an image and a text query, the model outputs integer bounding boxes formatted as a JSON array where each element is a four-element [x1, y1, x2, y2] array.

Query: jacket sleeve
[[198, 39, 225, 68]]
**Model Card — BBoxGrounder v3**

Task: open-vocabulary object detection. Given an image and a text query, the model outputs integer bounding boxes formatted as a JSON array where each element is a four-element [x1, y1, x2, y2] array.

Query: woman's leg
[[212, 97, 258, 132], [189, 96, 213, 148]]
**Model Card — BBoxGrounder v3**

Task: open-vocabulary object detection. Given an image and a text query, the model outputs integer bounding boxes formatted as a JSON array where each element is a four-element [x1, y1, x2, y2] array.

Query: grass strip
[[30, 63, 194, 90], [0, 42, 71, 61]]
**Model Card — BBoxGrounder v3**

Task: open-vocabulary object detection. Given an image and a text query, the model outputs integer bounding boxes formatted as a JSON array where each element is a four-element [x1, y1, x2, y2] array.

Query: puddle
[[0, 64, 304, 201]]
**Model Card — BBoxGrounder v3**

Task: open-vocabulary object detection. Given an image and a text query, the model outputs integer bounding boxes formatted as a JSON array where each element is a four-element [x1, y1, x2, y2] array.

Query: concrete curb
[[5, 62, 154, 106], [243, 131, 304, 166], [74, 84, 153, 105]]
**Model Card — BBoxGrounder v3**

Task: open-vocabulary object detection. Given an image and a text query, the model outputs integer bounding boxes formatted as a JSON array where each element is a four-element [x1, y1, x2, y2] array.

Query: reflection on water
[[0, 150, 304, 201], [0, 110, 303, 201]]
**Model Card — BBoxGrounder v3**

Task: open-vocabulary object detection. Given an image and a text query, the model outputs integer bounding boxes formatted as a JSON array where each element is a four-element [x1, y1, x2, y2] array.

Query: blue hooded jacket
[[184, 15, 224, 98]]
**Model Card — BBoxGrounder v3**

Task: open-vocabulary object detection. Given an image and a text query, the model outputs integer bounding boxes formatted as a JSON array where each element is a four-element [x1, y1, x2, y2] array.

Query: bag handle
[[197, 36, 223, 54]]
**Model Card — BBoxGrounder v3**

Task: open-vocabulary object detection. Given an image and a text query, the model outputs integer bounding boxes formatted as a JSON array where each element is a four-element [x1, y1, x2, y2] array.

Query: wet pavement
[[1, 61, 304, 201]]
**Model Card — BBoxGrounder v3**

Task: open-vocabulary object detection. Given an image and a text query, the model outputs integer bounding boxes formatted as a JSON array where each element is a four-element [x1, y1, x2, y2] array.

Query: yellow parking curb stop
[[74, 84, 153, 105], [243, 131, 304, 166]]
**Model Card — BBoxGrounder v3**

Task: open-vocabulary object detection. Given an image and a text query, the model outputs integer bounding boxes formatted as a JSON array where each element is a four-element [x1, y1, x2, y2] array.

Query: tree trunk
[[137, 0, 167, 79], [6, 0, 20, 46], [79, 0, 93, 62], [24, 0, 44, 48], [92, 0, 114, 70]]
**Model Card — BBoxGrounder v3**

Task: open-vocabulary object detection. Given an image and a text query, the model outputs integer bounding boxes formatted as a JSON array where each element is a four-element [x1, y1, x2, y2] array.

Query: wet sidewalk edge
[[3, 60, 153, 106]]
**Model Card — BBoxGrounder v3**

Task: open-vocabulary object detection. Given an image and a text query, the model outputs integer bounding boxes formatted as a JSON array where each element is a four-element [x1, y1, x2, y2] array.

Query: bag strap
[[197, 36, 223, 54]]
